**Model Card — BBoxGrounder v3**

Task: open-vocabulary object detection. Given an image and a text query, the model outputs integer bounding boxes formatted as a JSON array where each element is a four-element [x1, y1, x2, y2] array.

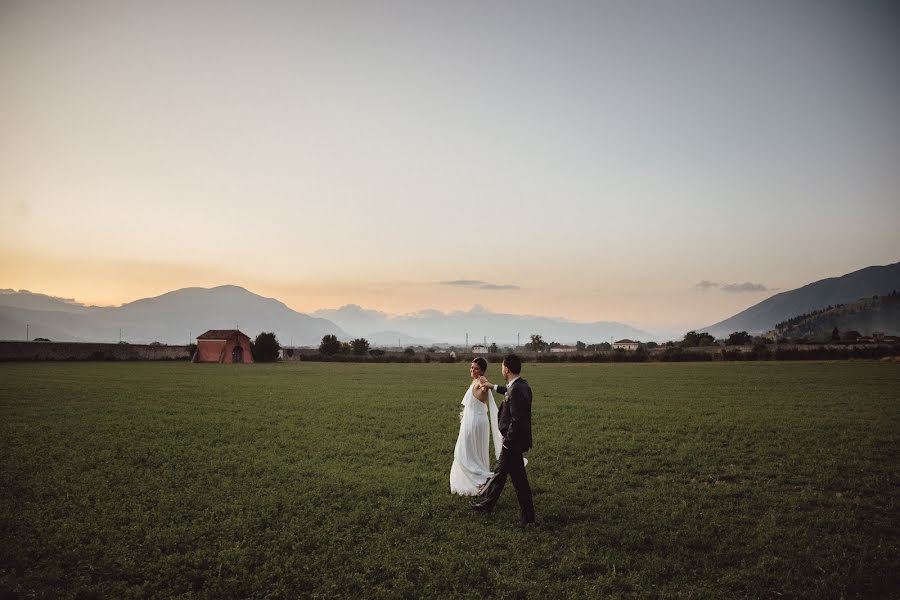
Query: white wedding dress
[[449, 382, 504, 496]]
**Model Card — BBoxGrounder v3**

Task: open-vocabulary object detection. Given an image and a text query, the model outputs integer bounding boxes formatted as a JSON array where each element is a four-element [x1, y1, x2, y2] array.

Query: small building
[[193, 330, 253, 363], [550, 345, 577, 353], [472, 345, 489, 354], [613, 339, 641, 351]]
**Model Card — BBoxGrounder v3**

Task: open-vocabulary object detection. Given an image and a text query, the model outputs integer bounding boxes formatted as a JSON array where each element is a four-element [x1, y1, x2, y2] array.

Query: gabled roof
[[614, 339, 639, 344], [197, 329, 250, 341]]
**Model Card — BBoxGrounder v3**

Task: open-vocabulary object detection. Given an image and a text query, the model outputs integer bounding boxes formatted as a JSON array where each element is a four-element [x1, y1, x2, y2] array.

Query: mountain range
[[0, 286, 346, 346], [3, 260, 898, 345], [0, 286, 650, 346], [312, 304, 652, 347], [701, 262, 900, 337]]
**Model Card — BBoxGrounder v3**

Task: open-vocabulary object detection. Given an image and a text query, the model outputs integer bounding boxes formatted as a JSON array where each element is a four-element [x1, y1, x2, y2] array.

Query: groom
[[473, 354, 535, 527]]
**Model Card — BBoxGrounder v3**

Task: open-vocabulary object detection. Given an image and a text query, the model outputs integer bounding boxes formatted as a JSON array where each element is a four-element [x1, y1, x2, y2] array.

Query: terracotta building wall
[[196, 340, 226, 362], [226, 339, 253, 363], [201, 338, 253, 363]]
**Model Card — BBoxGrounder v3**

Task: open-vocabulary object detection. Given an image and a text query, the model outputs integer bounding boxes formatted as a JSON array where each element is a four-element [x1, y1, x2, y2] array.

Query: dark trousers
[[481, 445, 535, 522]]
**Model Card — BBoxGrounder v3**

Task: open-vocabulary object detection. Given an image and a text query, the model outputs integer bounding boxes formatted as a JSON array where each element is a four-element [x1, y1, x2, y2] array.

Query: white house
[[472, 345, 489, 354], [613, 339, 641, 351]]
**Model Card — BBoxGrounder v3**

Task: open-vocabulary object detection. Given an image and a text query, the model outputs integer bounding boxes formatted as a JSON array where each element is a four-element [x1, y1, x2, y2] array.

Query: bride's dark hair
[[472, 357, 487, 373]]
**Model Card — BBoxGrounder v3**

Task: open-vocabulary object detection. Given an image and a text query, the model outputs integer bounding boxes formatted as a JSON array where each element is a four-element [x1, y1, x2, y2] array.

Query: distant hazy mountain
[[0, 286, 346, 345], [0, 289, 87, 312], [702, 262, 900, 337], [313, 304, 653, 346], [364, 331, 438, 348]]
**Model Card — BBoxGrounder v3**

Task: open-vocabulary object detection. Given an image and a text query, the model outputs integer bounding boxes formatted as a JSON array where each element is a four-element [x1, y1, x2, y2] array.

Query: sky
[[1, 0, 898, 336]]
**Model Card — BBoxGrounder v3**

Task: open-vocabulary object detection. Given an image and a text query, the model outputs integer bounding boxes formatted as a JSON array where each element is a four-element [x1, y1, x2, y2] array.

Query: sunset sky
[[1, 0, 898, 335]]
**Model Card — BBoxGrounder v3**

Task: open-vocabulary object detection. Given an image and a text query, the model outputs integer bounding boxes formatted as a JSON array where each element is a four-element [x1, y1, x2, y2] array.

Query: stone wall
[[0, 341, 192, 361]]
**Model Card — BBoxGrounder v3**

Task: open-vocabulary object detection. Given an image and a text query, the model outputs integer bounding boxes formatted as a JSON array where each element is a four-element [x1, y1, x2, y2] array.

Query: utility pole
[[119, 328, 122, 343], [465, 332, 468, 348], [517, 333, 520, 348], [26, 323, 29, 341]]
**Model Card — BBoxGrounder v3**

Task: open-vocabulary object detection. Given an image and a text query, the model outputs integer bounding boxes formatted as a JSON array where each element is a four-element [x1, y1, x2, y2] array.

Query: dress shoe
[[470, 500, 493, 513]]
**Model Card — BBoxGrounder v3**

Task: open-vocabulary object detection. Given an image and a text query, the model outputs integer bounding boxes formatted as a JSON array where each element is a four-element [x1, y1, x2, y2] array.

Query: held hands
[[477, 376, 493, 392]]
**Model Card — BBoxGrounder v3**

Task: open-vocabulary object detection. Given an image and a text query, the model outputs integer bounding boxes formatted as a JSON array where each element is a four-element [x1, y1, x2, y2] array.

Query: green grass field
[[1, 361, 898, 599]]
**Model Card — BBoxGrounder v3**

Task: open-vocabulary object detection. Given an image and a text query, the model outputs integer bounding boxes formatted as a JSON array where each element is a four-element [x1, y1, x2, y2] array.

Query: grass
[[1, 361, 898, 599]]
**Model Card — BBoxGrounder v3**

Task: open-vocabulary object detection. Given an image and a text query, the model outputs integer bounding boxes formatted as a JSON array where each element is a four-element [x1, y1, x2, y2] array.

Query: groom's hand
[[478, 376, 492, 389]]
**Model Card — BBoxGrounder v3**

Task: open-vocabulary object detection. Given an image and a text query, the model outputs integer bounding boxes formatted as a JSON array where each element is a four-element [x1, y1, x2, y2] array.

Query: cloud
[[695, 280, 719, 291], [695, 281, 770, 293], [439, 280, 520, 291], [721, 282, 769, 293]]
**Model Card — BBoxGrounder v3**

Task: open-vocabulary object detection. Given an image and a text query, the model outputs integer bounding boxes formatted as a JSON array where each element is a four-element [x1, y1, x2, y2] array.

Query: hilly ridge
[[703, 262, 900, 337], [0, 286, 347, 345]]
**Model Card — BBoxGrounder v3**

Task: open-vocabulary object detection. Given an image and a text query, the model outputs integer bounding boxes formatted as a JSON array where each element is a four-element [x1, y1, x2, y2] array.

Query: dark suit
[[480, 377, 535, 522]]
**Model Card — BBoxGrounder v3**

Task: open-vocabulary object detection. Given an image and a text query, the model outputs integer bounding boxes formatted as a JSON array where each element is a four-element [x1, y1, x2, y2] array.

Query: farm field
[[1, 361, 898, 599]]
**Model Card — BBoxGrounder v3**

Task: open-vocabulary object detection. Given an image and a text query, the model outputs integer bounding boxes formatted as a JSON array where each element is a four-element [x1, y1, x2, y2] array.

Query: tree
[[252, 332, 281, 362], [698, 333, 716, 347], [319, 334, 341, 355], [681, 331, 701, 347], [726, 331, 753, 346], [403, 346, 415, 355], [831, 327, 840, 342], [682, 331, 715, 347], [527, 334, 547, 352], [645, 341, 659, 349], [350, 338, 370, 355], [576, 341, 586, 352], [489, 342, 499, 353]]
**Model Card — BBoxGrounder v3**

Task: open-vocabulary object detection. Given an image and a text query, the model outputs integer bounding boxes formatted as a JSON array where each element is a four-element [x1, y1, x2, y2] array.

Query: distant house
[[550, 345, 576, 353], [613, 339, 641, 351], [193, 330, 253, 364], [472, 345, 489, 354]]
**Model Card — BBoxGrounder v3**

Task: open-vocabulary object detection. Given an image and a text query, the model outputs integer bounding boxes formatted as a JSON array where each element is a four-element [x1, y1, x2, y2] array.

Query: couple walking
[[449, 354, 535, 528]]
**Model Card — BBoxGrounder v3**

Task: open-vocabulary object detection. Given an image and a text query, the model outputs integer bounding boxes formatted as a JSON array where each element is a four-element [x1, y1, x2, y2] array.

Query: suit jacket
[[495, 378, 533, 452]]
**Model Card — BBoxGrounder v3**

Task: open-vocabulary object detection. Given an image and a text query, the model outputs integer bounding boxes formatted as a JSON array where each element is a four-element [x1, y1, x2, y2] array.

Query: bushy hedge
[[292, 344, 900, 364], [298, 353, 459, 364]]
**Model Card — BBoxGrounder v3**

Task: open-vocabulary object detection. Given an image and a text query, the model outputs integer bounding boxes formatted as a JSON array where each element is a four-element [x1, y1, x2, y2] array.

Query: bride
[[450, 357, 504, 496]]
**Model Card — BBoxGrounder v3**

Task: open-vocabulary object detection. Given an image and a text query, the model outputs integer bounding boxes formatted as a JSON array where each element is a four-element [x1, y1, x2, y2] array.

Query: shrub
[[252, 332, 281, 362], [350, 338, 370, 355], [319, 335, 341, 355]]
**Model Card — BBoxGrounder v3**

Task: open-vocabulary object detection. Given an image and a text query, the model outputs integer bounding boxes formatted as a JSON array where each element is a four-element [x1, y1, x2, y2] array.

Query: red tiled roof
[[197, 329, 250, 341]]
